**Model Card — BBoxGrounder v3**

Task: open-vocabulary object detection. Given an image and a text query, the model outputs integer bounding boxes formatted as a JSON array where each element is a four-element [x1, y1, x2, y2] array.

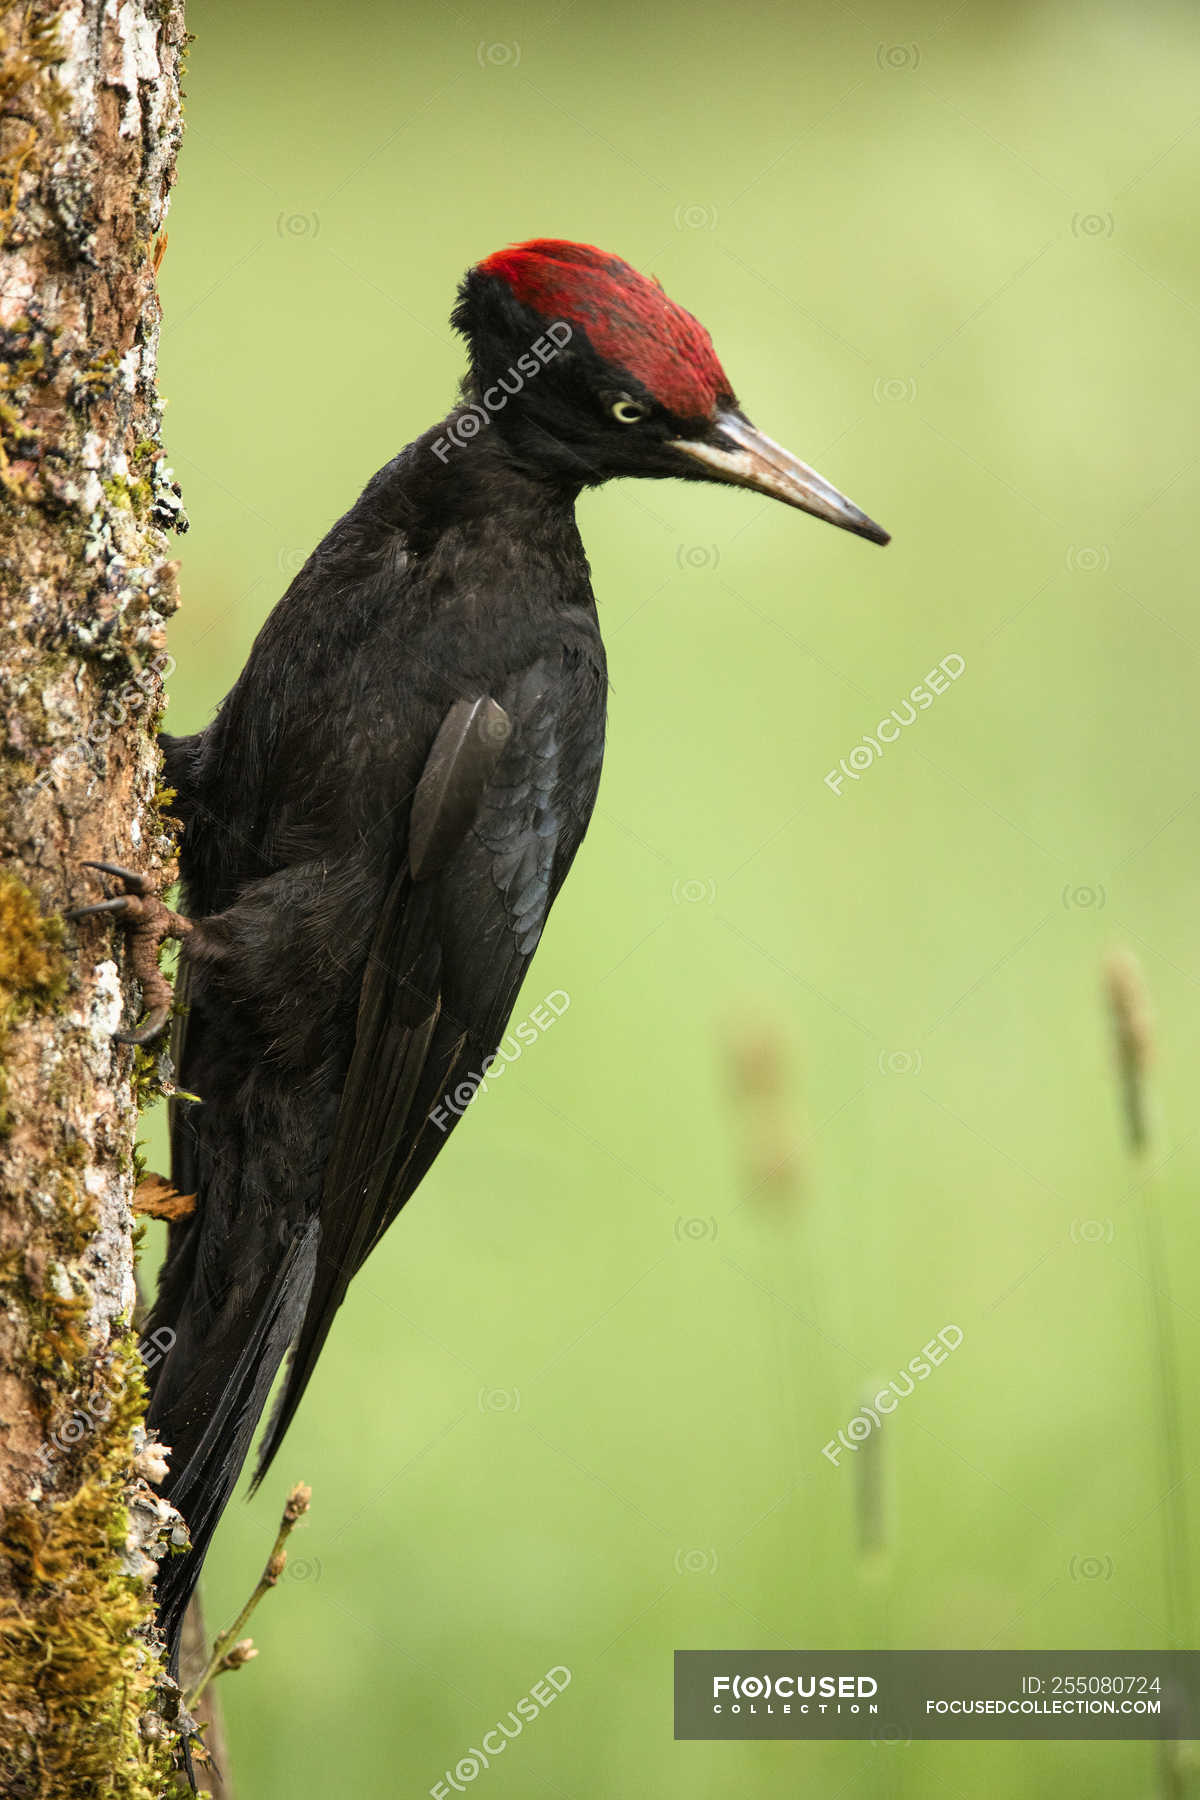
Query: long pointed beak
[[670, 410, 889, 546]]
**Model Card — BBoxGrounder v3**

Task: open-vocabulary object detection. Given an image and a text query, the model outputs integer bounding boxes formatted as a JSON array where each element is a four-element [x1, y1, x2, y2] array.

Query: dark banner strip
[[674, 1651, 1200, 1740]]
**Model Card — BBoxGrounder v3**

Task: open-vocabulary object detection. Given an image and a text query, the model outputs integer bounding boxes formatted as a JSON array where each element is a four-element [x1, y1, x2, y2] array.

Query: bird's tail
[[143, 1216, 320, 1661]]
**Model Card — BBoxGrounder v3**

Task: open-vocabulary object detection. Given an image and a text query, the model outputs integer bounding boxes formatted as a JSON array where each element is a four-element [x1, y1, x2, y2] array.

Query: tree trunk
[[0, 5, 188, 1796]]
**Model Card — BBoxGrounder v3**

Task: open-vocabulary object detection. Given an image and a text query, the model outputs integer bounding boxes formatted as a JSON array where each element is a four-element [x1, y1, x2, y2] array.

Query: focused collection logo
[[821, 1325, 965, 1467]]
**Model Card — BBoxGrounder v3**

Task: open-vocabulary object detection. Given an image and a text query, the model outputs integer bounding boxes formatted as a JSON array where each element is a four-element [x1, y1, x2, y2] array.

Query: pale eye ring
[[610, 395, 649, 424]]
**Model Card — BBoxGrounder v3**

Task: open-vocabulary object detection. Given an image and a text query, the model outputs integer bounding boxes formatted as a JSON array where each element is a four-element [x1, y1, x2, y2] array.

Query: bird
[[70, 238, 888, 1662]]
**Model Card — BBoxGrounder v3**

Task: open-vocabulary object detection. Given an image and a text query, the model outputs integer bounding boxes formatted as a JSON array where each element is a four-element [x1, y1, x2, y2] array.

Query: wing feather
[[254, 652, 599, 1477]]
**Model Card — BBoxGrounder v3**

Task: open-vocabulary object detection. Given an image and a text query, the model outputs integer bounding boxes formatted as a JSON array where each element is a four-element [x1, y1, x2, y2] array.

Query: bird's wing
[[253, 649, 603, 1478]]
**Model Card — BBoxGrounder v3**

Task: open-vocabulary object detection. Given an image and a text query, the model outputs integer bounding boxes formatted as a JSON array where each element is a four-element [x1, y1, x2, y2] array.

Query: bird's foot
[[67, 861, 191, 1045], [133, 1173, 197, 1220]]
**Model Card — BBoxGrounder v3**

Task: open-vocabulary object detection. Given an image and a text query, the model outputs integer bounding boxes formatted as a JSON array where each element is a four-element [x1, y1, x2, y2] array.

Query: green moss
[[0, 887, 178, 1795], [102, 471, 153, 514], [0, 1336, 174, 1800], [78, 348, 122, 394], [0, 871, 65, 1002], [0, 872, 68, 1135], [101, 469, 153, 515], [0, 13, 66, 247], [132, 1044, 161, 1113], [0, 325, 52, 488], [0, 942, 177, 1795], [15, 1174, 95, 1390]]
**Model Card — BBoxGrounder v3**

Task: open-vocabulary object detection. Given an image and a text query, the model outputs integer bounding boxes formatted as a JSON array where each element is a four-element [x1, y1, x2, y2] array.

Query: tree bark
[[0, 4, 188, 1795]]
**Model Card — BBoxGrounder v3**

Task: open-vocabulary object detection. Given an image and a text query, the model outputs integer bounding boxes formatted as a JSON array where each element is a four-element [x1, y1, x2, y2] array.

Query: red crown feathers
[[479, 239, 734, 419]]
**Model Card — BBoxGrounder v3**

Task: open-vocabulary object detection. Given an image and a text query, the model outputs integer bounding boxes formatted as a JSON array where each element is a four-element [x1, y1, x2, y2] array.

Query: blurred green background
[[145, 0, 1200, 1793]]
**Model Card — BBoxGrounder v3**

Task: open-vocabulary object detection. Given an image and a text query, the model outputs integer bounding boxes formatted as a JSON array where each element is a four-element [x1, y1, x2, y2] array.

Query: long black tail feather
[[145, 1216, 320, 1659]]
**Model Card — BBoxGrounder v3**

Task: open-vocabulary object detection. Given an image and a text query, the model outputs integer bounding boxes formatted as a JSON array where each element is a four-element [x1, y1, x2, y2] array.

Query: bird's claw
[[116, 1002, 173, 1047], [67, 893, 141, 922], [68, 861, 191, 1046], [80, 859, 154, 893]]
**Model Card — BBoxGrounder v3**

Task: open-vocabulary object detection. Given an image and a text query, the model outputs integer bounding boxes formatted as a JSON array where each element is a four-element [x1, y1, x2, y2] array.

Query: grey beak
[[671, 409, 890, 546]]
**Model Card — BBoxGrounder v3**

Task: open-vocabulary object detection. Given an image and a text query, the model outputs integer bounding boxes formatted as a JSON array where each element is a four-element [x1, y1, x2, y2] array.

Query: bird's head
[[451, 238, 888, 545]]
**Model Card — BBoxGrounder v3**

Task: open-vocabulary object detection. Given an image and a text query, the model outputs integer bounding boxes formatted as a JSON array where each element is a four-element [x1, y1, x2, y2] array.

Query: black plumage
[[107, 239, 888, 1655]]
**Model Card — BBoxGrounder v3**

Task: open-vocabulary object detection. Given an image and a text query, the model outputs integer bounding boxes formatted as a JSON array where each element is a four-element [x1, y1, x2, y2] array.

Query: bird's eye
[[610, 395, 649, 424]]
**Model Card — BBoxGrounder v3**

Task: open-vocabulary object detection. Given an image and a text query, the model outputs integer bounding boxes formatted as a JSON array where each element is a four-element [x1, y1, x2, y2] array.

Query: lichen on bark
[[0, 4, 190, 1795]]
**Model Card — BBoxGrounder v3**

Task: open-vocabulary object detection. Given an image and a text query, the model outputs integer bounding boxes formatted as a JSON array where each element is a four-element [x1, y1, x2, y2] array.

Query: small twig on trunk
[[185, 1482, 311, 1711]]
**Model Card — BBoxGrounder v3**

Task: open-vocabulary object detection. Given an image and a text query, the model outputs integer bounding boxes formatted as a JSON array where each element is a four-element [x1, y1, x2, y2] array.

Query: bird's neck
[[380, 409, 582, 551]]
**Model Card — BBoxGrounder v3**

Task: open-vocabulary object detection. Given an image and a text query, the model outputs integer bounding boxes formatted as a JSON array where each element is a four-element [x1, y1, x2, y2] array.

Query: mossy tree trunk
[[0, 5, 188, 1795]]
